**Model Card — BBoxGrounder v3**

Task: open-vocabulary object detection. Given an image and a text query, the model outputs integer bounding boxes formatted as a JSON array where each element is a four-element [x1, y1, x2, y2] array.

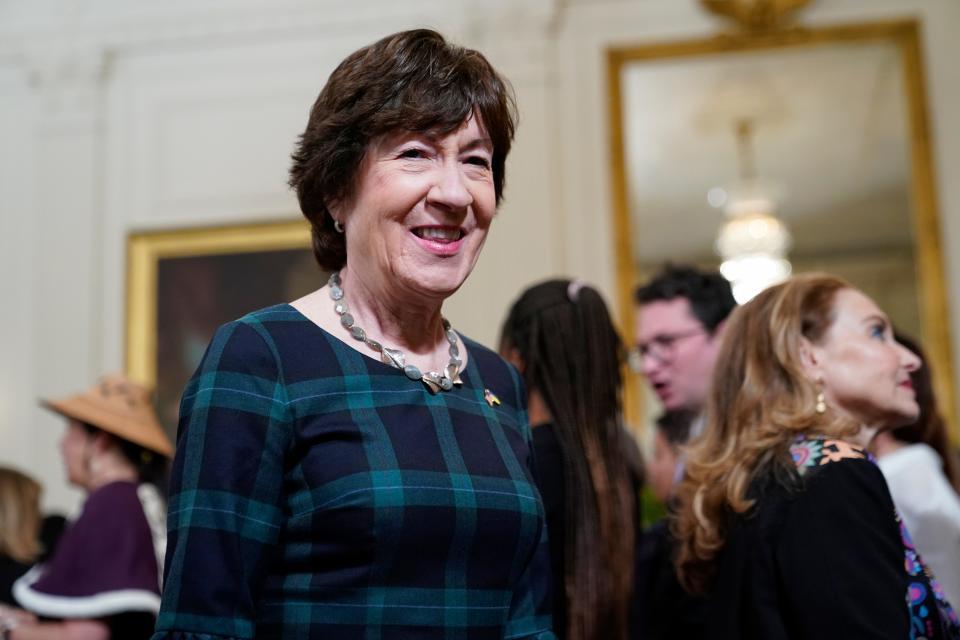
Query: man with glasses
[[633, 263, 736, 419], [632, 264, 735, 640]]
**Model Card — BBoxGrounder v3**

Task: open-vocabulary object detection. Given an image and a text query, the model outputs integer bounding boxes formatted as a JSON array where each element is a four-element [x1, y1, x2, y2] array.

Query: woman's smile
[[336, 115, 496, 300], [410, 225, 467, 255]]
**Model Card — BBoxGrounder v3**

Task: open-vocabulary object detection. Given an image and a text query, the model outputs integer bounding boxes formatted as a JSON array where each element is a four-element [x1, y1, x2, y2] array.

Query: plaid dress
[[152, 304, 555, 639]]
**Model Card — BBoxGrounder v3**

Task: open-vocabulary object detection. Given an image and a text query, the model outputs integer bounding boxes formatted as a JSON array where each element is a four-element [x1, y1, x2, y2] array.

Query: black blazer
[[705, 445, 959, 639]]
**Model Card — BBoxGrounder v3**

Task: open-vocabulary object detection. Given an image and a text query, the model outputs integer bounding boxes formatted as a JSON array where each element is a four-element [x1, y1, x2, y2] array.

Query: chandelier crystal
[[713, 120, 793, 303]]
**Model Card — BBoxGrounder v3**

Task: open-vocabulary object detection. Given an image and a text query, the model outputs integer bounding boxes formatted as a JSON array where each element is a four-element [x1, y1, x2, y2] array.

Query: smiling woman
[[153, 29, 556, 640], [327, 118, 496, 306]]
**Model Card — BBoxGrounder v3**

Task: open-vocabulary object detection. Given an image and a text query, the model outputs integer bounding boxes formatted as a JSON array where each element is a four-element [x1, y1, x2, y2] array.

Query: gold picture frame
[[606, 19, 956, 435], [125, 219, 318, 434]]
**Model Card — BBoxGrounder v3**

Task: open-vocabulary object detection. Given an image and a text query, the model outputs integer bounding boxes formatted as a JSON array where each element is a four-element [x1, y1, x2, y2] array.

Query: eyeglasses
[[628, 328, 706, 372]]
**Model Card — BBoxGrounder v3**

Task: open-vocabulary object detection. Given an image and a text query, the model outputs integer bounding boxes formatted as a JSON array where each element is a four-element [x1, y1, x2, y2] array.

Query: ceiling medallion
[[699, 0, 813, 32]]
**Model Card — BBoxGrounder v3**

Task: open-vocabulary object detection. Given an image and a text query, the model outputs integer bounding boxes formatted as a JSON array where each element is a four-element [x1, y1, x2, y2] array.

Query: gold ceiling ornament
[[699, 0, 813, 32]]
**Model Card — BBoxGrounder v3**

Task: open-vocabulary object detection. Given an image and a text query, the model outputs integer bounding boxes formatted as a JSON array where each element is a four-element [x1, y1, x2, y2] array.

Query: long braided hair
[[500, 279, 636, 640]]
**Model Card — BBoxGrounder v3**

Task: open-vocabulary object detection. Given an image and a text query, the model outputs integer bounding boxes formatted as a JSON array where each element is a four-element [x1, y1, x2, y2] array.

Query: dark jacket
[[703, 440, 959, 639]]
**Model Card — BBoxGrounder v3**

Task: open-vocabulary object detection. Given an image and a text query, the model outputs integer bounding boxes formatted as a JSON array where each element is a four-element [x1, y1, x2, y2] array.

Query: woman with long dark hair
[[873, 332, 960, 604], [500, 279, 641, 640]]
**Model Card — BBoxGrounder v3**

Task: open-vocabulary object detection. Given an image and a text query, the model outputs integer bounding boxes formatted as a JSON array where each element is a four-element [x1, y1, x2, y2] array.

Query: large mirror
[[607, 20, 956, 435]]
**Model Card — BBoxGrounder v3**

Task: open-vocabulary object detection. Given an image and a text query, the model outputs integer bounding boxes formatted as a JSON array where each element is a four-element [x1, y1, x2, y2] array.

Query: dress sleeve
[[152, 320, 293, 640], [776, 457, 909, 639], [503, 367, 558, 640]]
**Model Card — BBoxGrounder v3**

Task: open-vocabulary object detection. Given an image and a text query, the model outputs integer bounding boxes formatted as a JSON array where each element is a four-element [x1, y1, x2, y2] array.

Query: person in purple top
[[0, 374, 173, 640]]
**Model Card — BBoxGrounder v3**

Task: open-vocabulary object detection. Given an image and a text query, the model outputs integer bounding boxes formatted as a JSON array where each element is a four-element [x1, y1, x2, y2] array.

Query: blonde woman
[[0, 469, 42, 605], [673, 273, 959, 639]]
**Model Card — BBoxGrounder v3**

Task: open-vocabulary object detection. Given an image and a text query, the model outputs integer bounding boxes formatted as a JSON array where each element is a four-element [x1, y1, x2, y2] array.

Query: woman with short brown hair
[[289, 28, 515, 274], [155, 29, 553, 640]]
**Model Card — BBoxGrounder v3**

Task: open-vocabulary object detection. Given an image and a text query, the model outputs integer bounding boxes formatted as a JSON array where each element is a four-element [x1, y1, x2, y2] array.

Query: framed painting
[[125, 220, 323, 436]]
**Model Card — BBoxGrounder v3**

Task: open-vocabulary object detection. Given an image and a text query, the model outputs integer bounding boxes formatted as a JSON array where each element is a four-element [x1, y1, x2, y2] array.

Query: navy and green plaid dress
[[152, 304, 555, 639]]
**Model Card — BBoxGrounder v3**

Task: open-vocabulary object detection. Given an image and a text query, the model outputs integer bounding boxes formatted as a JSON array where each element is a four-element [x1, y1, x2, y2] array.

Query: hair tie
[[567, 279, 587, 302]]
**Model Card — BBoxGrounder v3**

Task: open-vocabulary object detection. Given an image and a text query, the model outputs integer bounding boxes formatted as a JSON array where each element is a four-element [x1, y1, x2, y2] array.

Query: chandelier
[[714, 119, 792, 303]]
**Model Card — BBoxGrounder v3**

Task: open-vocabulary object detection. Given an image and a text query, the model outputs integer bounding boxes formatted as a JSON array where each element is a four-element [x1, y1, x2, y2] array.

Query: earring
[[334, 220, 344, 234], [815, 391, 826, 415]]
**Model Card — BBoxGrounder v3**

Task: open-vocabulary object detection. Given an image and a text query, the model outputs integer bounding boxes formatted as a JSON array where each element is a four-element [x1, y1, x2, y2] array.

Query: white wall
[[0, 0, 567, 513], [1, 0, 958, 513]]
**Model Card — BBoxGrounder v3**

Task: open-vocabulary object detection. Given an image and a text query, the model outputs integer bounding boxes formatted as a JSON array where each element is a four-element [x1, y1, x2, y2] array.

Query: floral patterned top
[[791, 438, 960, 640], [705, 436, 960, 639]]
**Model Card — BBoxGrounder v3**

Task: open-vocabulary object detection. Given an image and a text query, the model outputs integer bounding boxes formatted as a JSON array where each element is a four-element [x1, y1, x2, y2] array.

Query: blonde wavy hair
[[672, 273, 860, 594], [0, 467, 42, 564]]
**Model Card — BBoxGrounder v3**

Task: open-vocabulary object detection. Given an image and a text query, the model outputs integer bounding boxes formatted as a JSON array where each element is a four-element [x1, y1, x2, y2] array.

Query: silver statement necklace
[[328, 272, 463, 394]]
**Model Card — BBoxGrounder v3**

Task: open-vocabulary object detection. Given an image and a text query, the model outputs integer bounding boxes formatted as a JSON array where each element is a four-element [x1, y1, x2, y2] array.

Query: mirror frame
[[606, 19, 956, 436]]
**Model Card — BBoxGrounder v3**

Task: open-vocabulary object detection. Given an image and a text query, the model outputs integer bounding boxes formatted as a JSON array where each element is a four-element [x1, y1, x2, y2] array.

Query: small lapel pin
[[484, 389, 501, 407]]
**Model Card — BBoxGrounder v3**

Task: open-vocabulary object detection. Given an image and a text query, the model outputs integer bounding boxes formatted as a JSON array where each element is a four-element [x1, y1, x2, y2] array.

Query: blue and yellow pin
[[483, 389, 501, 407]]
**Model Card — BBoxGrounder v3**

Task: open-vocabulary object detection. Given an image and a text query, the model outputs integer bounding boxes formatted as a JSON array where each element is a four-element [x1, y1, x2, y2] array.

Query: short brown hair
[[289, 29, 518, 271]]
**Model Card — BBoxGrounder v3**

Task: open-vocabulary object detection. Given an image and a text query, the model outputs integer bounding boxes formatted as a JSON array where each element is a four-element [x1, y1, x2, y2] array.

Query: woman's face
[[335, 115, 496, 303], [59, 420, 91, 488], [809, 288, 921, 429]]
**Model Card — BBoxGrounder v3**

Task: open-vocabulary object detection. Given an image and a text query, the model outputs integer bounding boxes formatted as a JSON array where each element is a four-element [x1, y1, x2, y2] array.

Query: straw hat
[[40, 374, 174, 458]]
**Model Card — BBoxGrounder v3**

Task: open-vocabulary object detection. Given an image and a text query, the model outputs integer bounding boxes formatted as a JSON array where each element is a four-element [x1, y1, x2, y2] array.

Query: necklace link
[[328, 272, 462, 394]]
